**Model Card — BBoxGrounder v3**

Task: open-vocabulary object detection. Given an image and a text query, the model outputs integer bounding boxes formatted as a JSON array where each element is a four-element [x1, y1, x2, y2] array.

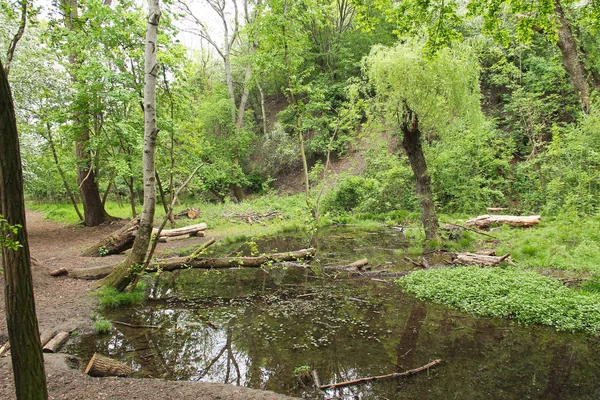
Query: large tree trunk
[[101, 0, 161, 291], [62, 0, 111, 226], [0, 59, 48, 399], [401, 105, 439, 241], [555, 0, 591, 114]]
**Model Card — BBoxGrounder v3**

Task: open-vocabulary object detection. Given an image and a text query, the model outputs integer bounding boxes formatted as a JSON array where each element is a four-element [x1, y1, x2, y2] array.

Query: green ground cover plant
[[398, 266, 600, 333]]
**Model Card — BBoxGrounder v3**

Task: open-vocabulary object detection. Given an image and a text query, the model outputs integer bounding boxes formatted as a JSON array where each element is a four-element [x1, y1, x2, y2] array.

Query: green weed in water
[[94, 319, 112, 335], [398, 266, 600, 333], [93, 283, 147, 310]]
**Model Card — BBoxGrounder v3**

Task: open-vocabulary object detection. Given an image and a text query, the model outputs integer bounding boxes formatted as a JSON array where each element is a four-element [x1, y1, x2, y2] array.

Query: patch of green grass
[[398, 266, 600, 333], [93, 283, 147, 310], [94, 319, 112, 335], [493, 214, 600, 274]]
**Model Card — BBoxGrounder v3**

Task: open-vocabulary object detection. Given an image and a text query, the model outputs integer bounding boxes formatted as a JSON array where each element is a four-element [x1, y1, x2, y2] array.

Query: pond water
[[69, 227, 600, 399]]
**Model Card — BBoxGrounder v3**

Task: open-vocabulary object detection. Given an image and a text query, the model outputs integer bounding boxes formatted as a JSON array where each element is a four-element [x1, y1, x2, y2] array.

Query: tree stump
[[85, 353, 132, 377]]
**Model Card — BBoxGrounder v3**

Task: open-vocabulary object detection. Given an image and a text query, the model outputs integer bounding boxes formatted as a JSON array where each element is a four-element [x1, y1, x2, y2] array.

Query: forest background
[[1, 0, 599, 235]]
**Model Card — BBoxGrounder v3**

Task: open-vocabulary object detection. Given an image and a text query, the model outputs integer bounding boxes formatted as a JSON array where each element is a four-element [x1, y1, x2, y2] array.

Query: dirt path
[[0, 211, 296, 400]]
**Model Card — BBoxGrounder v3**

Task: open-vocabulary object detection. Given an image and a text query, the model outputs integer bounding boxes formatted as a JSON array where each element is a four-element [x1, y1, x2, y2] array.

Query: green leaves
[[365, 39, 483, 135], [399, 266, 600, 333], [0, 216, 22, 251]]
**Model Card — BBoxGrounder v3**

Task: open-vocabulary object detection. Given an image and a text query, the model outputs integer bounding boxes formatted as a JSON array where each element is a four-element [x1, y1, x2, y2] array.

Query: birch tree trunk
[[101, 0, 161, 291], [0, 59, 48, 400]]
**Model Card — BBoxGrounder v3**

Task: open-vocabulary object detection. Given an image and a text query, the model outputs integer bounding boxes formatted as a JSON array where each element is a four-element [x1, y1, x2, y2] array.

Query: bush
[[322, 174, 380, 213]]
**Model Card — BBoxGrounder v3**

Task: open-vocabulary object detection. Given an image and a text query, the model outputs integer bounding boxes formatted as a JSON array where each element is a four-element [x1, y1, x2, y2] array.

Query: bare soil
[[0, 211, 297, 400]]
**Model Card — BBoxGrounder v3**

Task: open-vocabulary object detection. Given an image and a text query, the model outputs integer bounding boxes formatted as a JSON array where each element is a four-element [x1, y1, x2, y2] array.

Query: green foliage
[[322, 174, 380, 214], [494, 215, 600, 273], [0, 216, 22, 251], [399, 266, 600, 333], [365, 39, 484, 134], [427, 123, 513, 213], [94, 318, 112, 335], [94, 283, 147, 310]]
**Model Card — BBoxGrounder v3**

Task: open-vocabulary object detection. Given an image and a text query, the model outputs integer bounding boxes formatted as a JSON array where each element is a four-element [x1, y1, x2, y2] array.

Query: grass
[[94, 318, 112, 334], [398, 266, 600, 333], [93, 283, 147, 310], [492, 214, 600, 274]]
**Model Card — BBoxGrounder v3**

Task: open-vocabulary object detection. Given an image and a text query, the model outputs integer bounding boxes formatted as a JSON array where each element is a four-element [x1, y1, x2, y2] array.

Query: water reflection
[[70, 227, 600, 399]]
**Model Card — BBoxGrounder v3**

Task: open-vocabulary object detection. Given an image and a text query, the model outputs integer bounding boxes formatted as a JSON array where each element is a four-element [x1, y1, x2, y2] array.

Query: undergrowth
[[93, 282, 147, 310], [398, 266, 600, 333], [493, 214, 600, 273]]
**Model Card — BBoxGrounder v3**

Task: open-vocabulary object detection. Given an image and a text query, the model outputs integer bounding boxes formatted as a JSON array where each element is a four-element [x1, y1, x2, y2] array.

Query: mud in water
[[68, 227, 600, 399]]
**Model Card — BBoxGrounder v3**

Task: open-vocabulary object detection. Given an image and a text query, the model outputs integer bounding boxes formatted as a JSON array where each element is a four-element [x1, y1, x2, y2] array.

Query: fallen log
[[39, 329, 57, 347], [326, 258, 369, 271], [82, 220, 207, 257], [152, 223, 207, 238], [319, 359, 442, 390], [50, 268, 68, 277], [85, 353, 132, 377], [43, 331, 70, 353], [82, 217, 140, 257], [452, 252, 510, 266], [147, 248, 316, 272], [68, 248, 316, 279], [465, 214, 540, 229]]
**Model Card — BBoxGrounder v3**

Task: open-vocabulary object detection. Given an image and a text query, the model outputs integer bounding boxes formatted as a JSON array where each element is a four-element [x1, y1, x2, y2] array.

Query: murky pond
[[69, 227, 600, 399]]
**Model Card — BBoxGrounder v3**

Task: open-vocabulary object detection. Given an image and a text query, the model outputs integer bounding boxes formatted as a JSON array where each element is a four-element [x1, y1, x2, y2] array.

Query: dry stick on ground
[[443, 222, 497, 239], [319, 359, 443, 390]]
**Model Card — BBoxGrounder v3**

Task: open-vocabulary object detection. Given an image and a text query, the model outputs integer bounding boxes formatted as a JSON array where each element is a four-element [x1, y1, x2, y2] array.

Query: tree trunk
[[126, 177, 137, 217], [401, 105, 439, 241], [62, 0, 111, 227], [45, 124, 84, 221], [0, 59, 48, 399], [101, 0, 161, 291], [76, 129, 109, 226], [555, 0, 591, 114]]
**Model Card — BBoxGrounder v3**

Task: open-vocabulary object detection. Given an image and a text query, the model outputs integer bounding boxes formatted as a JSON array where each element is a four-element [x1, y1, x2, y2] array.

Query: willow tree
[[102, 0, 161, 291], [365, 40, 483, 240], [0, 59, 48, 399]]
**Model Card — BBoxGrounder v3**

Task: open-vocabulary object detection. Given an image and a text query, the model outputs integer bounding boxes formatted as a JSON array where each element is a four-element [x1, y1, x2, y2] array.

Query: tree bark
[[401, 105, 439, 241], [4, 0, 28, 77], [81, 217, 140, 257], [0, 58, 48, 399], [69, 248, 316, 279], [465, 214, 541, 229], [42, 332, 70, 353], [101, 0, 161, 291], [85, 353, 132, 377], [554, 0, 591, 114], [62, 0, 111, 227]]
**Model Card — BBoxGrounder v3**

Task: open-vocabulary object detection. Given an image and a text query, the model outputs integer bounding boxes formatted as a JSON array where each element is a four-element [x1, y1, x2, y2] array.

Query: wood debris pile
[[223, 211, 284, 225]]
